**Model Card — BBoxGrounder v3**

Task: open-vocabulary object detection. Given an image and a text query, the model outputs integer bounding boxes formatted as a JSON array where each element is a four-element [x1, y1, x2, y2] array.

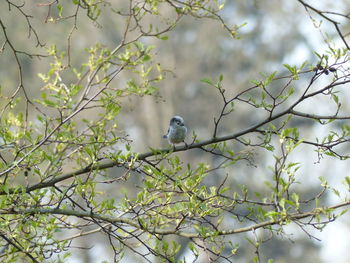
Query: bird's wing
[[163, 127, 170, 138]]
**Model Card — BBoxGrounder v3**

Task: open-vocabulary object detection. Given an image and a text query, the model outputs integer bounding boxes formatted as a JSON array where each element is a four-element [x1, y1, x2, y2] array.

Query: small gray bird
[[163, 116, 187, 145]]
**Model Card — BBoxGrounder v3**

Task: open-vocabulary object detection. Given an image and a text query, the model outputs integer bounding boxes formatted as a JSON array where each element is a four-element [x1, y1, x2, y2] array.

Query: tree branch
[[2, 201, 349, 239]]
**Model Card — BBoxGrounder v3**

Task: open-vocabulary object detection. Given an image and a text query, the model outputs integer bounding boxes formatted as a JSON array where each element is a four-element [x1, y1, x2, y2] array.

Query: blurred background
[[1, 0, 350, 262]]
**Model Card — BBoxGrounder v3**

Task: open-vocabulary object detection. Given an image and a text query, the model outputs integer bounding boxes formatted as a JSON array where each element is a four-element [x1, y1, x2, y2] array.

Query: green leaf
[[265, 71, 277, 85], [201, 78, 214, 85], [159, 35, 169, 40], [143, 54, 151, 62], [57, 3, 63, 17], [283, 64, 298, 79], [300, 61, 309, 70], [332, 188, 340, 197]]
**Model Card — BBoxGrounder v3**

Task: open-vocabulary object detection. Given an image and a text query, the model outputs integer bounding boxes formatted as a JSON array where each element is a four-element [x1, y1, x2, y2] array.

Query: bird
[[163, 116, 187, 146]]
